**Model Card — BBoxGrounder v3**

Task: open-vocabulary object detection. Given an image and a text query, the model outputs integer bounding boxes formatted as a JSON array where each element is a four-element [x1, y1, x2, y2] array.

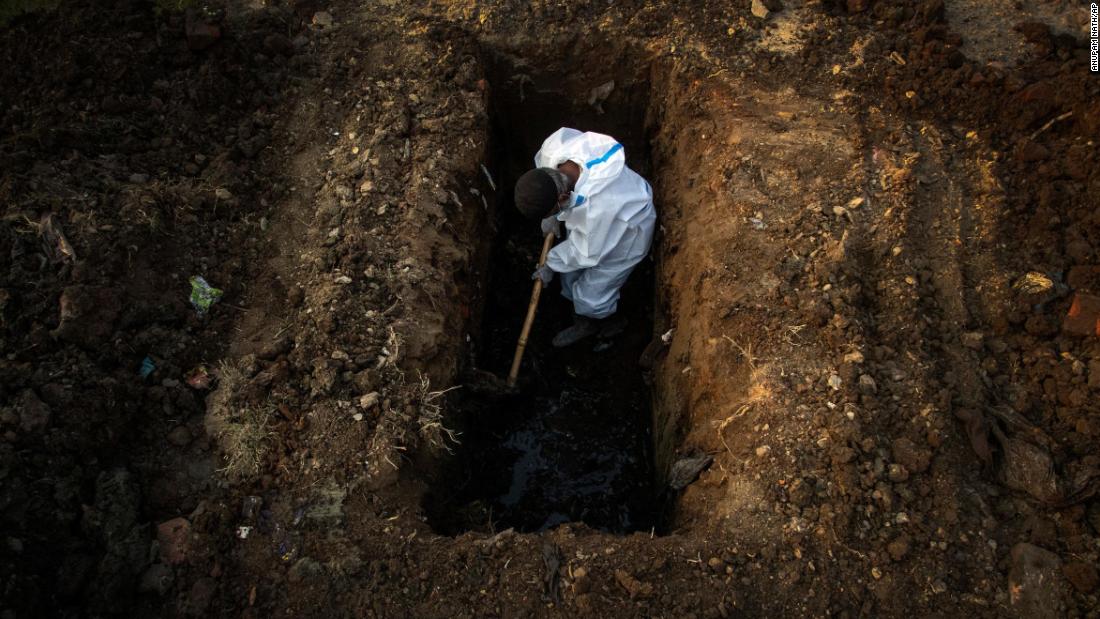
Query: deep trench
[[424, 57, 665, 535]]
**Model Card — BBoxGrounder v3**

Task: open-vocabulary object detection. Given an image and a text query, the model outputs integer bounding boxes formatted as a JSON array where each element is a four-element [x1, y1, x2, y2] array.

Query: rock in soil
[[891, 438, 931, 474], [1062, 561, 1099, 593], [1063, 293, 1100, 336], [668, 454, 713, 490], [18, 390, 51, 433], [139, 564, 175, 596], [157, 518, 192, 566], [1008, 543, 1068, 618]]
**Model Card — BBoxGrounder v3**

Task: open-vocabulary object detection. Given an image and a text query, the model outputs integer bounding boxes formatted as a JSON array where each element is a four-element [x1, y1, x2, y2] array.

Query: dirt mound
[[2, 0, 1098, 616]]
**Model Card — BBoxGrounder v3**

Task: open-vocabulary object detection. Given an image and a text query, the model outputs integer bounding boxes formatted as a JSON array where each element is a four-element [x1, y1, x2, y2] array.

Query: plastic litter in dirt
[[189, 276, 224, 315], [140, 356, 156, 379], [185, 365, 213, 390]]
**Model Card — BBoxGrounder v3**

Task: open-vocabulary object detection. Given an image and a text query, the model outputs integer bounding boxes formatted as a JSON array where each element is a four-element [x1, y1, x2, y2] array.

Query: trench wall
[[418, 41, 746, 529]]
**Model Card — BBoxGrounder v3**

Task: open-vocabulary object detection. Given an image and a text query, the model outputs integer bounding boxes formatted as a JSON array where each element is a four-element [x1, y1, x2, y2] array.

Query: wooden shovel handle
[[507, 232, 557, 387]]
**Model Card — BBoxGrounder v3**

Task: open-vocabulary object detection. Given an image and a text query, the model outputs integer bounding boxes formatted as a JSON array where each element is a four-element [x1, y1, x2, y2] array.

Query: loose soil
[[1, 0, 1098, 617]]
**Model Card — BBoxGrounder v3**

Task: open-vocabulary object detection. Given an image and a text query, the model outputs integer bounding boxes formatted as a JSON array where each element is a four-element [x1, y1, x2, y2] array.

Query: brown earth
[[1, 0, 1099, 617]]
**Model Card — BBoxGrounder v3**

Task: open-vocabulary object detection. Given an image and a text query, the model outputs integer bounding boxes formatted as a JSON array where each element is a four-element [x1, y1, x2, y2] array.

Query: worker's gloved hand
[[540, 215, 561, 238], [531, 264, 554, 288]]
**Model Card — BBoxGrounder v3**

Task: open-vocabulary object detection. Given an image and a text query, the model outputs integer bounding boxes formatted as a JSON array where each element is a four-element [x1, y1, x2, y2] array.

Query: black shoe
[[552, 315, 599, 347], [598, 315, 627, 339]]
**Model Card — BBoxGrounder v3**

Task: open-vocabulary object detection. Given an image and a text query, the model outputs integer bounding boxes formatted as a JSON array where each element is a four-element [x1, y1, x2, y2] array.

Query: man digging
[[514, 128, 657, 347]]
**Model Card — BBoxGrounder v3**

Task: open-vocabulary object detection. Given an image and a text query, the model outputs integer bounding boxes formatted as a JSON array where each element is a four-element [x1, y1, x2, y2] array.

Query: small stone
[[157, 517, 191, 565], [894, 512, 910, 525], [787, 477, 813, 506], [892, 437, 932, 473], [1064, 293, 1100, 337], [1010, 543, 1068, 616], [167, 426, 192, 447], [1017, 140, 1050, 163], [311, 11, 334, 27], [140, 564, 174, 596], [843, 350, 864, 364], [359, 392, 380, 409], [19, 390, 51, 433], [887, 463, 909, 483], [1088, 360, 1100, 390], [708, 557, 723, 571], [614, 569, 653, 599], [289, 557, 325, 583], [262, 33, 296, 57], [288, 286, 305, 307], [887, 536, 910, 561], [871, 566, 882, 579], [352, 413, 364, 422], [214, 188, 233, 201], [755, 445, 772, 458], [828, 374, 842, 390], [1063, 561, 1099, 593], [258, 335, 292, 360], [750, 0, 770, 19], [352, 369, 377, 392], [960, 331, 984, 350], [668, 454, 713, 490], [186, 577, 217, 614], [858, 374, 877, 394], [1067, 265, 1100, 292]]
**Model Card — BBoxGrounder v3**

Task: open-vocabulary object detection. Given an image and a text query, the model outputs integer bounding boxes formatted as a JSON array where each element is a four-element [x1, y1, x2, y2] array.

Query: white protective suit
[[536, 128, 656, 319]]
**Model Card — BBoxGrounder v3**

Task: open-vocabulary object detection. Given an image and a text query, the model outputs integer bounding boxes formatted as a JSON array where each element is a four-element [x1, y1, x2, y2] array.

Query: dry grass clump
[[205, 358, 275, 480]]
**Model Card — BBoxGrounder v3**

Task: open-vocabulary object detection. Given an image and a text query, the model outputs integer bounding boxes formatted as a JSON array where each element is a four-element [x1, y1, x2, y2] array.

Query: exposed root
[[415, 372, 462, 453]]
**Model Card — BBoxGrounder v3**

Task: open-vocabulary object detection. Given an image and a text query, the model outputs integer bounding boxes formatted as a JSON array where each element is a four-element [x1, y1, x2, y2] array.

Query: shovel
[[507, 232, 556, 388]]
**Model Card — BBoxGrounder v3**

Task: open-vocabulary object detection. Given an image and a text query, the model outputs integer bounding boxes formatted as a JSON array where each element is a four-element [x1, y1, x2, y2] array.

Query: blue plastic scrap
[[139, 356, 156, 379]]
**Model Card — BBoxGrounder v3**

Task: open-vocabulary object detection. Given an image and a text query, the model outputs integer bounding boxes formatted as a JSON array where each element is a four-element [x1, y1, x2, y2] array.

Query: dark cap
[[514, 168, 559, 220]]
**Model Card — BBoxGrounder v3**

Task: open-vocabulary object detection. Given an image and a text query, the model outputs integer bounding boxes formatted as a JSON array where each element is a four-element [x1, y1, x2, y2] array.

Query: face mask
[[542, 168, 572, 208]]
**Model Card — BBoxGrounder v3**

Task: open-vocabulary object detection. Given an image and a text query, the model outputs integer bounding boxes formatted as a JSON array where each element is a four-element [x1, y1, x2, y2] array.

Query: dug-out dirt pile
[[2, 0, 1099, 617]]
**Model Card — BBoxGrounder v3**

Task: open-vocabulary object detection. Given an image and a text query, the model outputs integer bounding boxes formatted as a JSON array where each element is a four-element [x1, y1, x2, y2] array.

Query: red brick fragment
[[1063, 293, 1100, 337]]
